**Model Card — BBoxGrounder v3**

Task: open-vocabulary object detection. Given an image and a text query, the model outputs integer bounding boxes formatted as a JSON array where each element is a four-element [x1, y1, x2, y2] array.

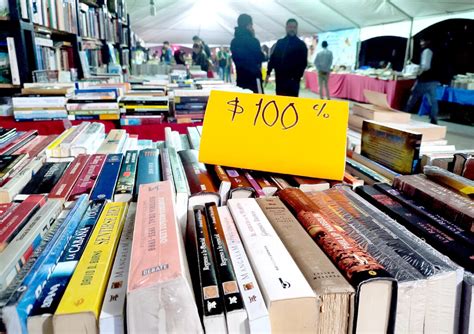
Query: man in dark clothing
[[230, 14, 265, 93], [266, 19, 307, 97]]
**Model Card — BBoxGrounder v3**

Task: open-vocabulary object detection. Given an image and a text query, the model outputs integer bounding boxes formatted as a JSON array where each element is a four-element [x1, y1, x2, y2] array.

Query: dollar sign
[[227, 97, 244, 121]]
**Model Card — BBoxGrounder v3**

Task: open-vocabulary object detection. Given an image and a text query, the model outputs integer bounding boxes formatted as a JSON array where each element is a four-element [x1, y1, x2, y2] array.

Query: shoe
[[430, 119, 438, 125]]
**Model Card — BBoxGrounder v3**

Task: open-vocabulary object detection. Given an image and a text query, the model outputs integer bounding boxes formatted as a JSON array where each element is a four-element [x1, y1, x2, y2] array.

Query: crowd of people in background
[[152, 13, 334, 97]]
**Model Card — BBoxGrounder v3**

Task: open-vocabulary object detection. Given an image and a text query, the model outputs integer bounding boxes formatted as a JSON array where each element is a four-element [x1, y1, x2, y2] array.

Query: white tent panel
[[127, 0, 474, 45], [360, 21, 411, 41]]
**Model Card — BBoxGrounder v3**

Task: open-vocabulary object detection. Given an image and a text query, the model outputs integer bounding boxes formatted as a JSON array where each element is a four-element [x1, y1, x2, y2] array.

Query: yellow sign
[[199, 91, 349, 180]]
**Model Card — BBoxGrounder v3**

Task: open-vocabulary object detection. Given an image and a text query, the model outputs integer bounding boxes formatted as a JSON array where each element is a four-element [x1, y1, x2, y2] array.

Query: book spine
[[192, 206, 225, 319], [134, 149, 160, 199], [21, 162, 70, 196], [99, 203, 135, 333], [355, 185, 474, 272], [205, 203, 245, 314], [0, 194, 46, 251], [374, 183, 474, 249], [0, 199, 62, 293], [217, 206, 270, 332], [0, 131, 38, 156], [243, 171, 265, 197], [28, 200, 105, 318], [114, 150, 138, 201], [54, 202, 127, 322], [224, 168, 252, 189], [178, 150, 217, 195], [48, 154, 89, 200], [46, 128, 74, 158], [6, 37, 20, 85], [423, 165, 474, 197], [168, 147, 189, 195], [2, 195, 89, 334], [67, 154, 106, 202], [160, 148, 174, 187], [90, 153, 123, 201], [0, 158, 43, 203]]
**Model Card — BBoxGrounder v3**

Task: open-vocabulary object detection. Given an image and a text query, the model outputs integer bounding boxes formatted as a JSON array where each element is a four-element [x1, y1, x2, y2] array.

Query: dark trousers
[[405, 80, 439, 123], [275, 77, 300, 97], [236, 69, 264, 94]]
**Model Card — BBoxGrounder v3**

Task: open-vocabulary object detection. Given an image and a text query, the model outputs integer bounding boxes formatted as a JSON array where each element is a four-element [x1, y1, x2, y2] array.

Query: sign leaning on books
[[199, 91, 349, 181]]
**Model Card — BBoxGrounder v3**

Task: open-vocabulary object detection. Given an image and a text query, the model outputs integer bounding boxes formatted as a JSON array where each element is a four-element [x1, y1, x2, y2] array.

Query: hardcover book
[[90, 154, 123, 201], [227, 198, 319, 333], [27, 199, 105, 334], [224, 168, 255, 199], [361, 120, 422, 175], [114, 150, 138, 202], [257, 197, 355, 334], [127, 182, 202, 333], [53, 202, 128, 334], [48, 154, 90, 201]]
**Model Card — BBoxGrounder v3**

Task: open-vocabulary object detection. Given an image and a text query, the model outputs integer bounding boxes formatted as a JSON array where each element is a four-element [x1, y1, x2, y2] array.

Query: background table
[[304, 71, 415, 110], [0, 117, 202, 141]]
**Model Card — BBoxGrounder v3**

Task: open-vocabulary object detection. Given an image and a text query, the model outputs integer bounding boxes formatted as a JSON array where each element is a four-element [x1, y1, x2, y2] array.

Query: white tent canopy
[[127, 0, 474, 46]]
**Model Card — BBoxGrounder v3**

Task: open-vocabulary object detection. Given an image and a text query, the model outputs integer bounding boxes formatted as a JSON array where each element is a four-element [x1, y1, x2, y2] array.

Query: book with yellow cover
[[45, 127, 75, 158], [53, 202, 128, 334]]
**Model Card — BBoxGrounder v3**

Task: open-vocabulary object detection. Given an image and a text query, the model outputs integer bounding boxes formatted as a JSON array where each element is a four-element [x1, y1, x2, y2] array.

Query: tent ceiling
[[126, 0, 474, 45]]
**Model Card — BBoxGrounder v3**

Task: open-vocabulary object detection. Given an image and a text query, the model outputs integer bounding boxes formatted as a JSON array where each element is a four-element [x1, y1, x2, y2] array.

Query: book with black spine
[[19, 162, 70, 197]]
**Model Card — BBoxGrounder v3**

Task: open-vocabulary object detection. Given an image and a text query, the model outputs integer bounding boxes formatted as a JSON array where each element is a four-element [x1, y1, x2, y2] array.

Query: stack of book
[[173, 89, 210, 122], [119, 95, 168, 126], [0, 124, 472, 334], [12, 94, 68, 121], [66, 88, 120, 120]]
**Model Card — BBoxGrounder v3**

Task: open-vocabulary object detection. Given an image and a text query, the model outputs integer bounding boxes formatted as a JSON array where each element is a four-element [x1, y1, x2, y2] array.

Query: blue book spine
[[134, 149, 161, 197], [3, 195, 90, 334], [90, 153, 123, 201], [74, 88, 118, 98], [28, 201, 105, 317]]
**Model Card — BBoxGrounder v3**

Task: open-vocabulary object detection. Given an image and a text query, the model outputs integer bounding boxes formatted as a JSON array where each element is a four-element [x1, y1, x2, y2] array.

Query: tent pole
[[404, 18, 414, 69]]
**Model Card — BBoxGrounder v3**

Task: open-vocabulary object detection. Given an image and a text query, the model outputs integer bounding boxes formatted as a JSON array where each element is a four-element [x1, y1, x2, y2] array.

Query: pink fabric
[[305, 71, 414, 110]]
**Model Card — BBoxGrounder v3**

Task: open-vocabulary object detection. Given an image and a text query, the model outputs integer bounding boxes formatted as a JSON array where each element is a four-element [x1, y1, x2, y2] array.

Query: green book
[[114, 150, 138, 202]]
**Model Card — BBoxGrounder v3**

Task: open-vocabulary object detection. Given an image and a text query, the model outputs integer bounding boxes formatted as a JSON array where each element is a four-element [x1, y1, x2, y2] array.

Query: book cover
[[204, 203, 247, 332], [27, 200, 105, 334], [187, 127, 201, 150], [70, 122, 105, 156], [2, 195, 89, 334], [20, 162, 70, 196], [0, 194, 46, 251], [99, 203, 135, 334], [67, 154, 106, 203], [0, 130, 38, 156], [0, 154, 28, 182], [361, 120, 422, 175], [217, 206, 270, 333], [48, 154, 90, 200], [53, 202, 127, 334], [423, 165, 474, 197], [127, 181, 202, 333], [224, 168, 255, 199], [0, 199, 62, 292], [257, 197, 355, 334], [90, 154, 123, 201], [0, 158, 43, 203], [97, 129, 127, 154], [45, 128, 75, 158], [160, 147, 174, 189], [114, 150, 138, 202], [134, 149, 160, 200], [227, 198, 319, 333], [168, 147, 190, 235]]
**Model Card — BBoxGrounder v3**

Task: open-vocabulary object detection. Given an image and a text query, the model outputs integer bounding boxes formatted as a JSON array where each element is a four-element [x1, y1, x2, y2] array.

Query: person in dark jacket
[[192, 36, 211, 60], [265, 19, 307, 97], [192, 43, 209, 72], [230, 14, 265, 93]]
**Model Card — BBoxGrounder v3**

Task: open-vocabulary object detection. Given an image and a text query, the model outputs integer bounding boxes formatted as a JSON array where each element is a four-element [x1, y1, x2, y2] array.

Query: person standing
[[314, 41, 333, 100], [217, 47, 228, 80], [405, 38, 440, 124], [265, 18, 307, 97], [230, 14, 265, 93], [160, 41, 172, 64], [192, 36, 211, 60]]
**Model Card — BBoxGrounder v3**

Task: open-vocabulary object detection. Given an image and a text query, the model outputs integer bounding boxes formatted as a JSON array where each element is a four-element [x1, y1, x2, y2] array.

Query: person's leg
[[405, 81, 423, 113], [318, 73, 324, 99], [324, 73, 330, 100], [427, 81, 439, 124], [291, 79, 300, 97], [218, 67, 224, 80]]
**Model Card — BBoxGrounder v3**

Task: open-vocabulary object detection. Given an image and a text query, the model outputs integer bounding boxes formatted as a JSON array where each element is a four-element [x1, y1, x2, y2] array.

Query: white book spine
[[171, 131, 182, 152], [227, 199, 317, 324], [99, 203, 136, 334], [59, 122, 89, 157], [6, 37, 20, 85], [12, 97, 66, 107], [218, 206, 270, 334], [97, 129, 127, 154], [164, 127, 173, 149], [66, 103, 119, 111], [0, 158, 43, 203], [70, 123, 105, 156], [0, 199, 62, 292]]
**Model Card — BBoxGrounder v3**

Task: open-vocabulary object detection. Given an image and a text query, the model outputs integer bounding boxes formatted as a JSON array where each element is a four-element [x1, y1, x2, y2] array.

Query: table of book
[[304, 70, 415, 110], [0, 117, 202, 141]]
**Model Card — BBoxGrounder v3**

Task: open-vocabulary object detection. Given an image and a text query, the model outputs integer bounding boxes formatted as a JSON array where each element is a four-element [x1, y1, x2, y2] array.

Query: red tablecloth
[[0, 117, 201, 141], [305, 71, 415, 110]]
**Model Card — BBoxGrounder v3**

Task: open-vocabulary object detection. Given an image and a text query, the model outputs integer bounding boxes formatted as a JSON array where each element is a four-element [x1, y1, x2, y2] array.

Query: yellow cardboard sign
[[199, 91, 349, 180]]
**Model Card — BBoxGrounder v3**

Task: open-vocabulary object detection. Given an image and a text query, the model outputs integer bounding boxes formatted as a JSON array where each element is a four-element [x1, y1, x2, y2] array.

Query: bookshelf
[[0, 0, 135, 92]]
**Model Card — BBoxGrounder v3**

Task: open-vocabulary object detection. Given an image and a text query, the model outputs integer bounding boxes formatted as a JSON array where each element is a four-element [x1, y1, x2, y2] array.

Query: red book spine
[[49, 154, 90, 199], [0, 194, 46, 251], [0, 130, 38, 155], [0, 203, 13, 218], [243, 171, 265, 197], [224, 168, 252, 189], [28, 135, 57, 158], [67, 154, 106, 202]]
